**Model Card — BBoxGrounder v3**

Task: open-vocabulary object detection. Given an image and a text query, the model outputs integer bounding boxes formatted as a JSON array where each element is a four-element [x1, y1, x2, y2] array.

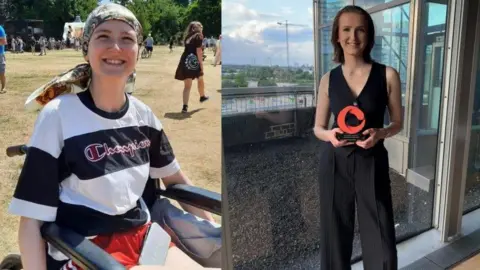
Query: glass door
[[463, 3, 480, 213], [405, 0, 448, 233]]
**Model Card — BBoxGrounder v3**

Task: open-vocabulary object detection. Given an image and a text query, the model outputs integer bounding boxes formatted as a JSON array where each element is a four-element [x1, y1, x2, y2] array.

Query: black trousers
[[319, 144, 397, 270]]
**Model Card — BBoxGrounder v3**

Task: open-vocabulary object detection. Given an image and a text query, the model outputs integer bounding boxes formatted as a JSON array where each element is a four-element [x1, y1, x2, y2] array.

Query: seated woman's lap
[[131, 246, 220, 270]]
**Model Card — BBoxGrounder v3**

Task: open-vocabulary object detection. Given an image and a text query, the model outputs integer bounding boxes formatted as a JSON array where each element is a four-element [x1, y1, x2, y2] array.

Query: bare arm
[[162, 170, 215, 222], [380, 66, 403, 138], [196, 47, 204, 71], [313, 72, 333, 142], [0, 38, 7, 45], [19, 217, 47, 270]]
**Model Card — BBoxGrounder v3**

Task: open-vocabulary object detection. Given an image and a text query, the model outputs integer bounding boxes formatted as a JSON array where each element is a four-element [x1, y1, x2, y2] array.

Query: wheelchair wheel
[[141, 48, 148, 59], [0, 254, 22, 270]]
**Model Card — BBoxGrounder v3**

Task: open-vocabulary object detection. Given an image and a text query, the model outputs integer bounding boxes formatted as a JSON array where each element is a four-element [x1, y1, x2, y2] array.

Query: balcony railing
[[222, 86, 316, 116], [222, 86, 316, 147]]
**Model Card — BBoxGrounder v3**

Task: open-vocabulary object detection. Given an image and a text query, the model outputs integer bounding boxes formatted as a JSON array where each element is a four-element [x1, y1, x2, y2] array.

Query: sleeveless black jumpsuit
[[319, 62, 397, 270]]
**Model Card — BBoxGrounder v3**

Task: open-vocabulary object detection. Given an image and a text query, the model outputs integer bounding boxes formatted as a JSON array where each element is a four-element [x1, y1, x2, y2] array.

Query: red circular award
[[336, 105, 367, 142]]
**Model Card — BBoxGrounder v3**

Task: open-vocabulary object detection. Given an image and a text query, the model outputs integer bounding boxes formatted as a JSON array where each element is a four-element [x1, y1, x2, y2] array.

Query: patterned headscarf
[[25, 3, 143, 112]]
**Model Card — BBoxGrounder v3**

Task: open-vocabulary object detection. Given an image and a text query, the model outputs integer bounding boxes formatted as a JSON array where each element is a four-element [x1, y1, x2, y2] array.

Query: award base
[[336, 133, 368, 142]]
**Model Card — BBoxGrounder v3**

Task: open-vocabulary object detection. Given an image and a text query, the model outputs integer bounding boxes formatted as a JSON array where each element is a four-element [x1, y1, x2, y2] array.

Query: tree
[[111, 0, 130, 6], [172, 0, 189, 6], [5, 0, 219, 44], [258, 79, 277, 87], [0, 0, 15, 21], [7, 0, 97, 38], [75, 0, 100, 20], [126, 0, 184, 43], [182, 0, 220, 37], [222, 79, 237, 88], [234, 72, 248, 88]]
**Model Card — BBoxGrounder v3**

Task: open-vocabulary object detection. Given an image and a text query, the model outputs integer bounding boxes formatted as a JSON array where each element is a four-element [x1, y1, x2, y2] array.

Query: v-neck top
[[329, 61, 388, 154]]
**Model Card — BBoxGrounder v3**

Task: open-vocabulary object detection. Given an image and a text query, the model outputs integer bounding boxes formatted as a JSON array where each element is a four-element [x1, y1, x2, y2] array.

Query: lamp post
[[277, 20, 308, 81], [277, 20, 290, 70]]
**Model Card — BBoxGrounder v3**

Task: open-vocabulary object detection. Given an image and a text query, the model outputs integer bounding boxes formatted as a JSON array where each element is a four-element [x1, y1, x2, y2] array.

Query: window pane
[[405, 0, 448, 241], [319, 26, 337, 76], [371, 4, 410, 130], [355, 0, 396, 10], [319, 0, 352, 25], [464, 37, 480, 213]]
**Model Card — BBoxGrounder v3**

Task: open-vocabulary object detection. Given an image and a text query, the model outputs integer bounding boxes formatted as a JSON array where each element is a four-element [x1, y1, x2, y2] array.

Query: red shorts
[[61, 222, 175, 270]]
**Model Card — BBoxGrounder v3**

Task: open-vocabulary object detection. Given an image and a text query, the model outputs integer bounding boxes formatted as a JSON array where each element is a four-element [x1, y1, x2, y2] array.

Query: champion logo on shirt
[[84, 139, 151, 162]]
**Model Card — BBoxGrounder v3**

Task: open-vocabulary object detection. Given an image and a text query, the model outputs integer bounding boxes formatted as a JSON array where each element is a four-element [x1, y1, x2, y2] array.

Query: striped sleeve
[[147, 111, 180, 179], [8, 102, 63, 222]]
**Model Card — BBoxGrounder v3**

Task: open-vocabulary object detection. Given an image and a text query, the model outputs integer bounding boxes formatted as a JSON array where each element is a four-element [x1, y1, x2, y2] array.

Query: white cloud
[[222, 36, 314, 66], [222, 2, 280, 24], [281, 7, 293, 15], [222, 1, 314, 65], [224, 20, 280, 44]]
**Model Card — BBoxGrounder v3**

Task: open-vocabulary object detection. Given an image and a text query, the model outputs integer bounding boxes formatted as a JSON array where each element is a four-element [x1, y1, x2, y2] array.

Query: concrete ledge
[[406, 165, 436, 192], [352, 208, 480, 270]]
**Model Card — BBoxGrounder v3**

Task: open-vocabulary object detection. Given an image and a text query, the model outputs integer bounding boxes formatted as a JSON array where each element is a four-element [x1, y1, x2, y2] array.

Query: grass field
[[0, 46, 221, 257]]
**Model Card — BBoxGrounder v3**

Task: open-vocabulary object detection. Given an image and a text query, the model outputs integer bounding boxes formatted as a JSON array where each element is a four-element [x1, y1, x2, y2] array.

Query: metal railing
[[222, 86, 316, 116]]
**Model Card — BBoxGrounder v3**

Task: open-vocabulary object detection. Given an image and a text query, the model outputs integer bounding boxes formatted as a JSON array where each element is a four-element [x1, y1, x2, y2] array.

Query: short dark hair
[[331, 5, 375, 64]]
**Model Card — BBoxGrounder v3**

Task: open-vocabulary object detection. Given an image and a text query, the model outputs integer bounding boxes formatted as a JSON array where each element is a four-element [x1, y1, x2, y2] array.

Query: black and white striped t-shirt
[[9, 90, 180, 236]]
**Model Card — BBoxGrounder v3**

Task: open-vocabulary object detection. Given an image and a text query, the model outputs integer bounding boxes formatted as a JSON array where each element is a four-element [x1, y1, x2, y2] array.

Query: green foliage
[[3, 0, 220, 44], [257, 78, 276, 87], [4, 0, 98, 37], [172, 0, 189, 6], [182, 0, 220, 38], [234, 72, 248, 88], [222, 79, 237, 88], [222, 65, 315, 88]]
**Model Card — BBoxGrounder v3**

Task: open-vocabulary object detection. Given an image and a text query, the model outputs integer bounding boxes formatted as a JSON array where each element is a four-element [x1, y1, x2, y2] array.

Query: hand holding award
[[335, 105, 369, 142]]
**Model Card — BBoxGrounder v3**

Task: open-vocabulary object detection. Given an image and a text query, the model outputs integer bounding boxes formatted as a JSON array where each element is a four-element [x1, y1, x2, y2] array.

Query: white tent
[[63, 16, 85, 41]]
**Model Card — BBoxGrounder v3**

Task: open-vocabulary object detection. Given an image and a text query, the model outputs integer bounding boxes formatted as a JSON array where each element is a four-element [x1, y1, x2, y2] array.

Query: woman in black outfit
[[314, 6, 403, 270], [174, 21, 209, 113]]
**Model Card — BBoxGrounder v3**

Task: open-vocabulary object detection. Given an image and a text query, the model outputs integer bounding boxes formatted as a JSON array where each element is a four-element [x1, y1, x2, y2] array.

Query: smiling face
[[85, 20, 138, 79], [337, 12, 368, 58]]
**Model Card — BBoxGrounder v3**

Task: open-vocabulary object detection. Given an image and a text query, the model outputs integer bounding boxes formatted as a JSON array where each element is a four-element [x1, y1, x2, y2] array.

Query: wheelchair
[[141, 46, 152, 59], [0, 144, 221, 270]]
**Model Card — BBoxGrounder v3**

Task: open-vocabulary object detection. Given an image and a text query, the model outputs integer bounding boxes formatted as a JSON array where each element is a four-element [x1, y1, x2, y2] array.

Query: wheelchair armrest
[[157, 184, 221, 216], [41, 223, 126, 270]]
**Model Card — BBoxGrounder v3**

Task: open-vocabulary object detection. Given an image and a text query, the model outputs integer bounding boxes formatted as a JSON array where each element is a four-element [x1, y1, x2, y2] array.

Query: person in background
[[0, 24, 6, 94], [144, 33, 154, 57], [174, 21, 209, 113], [74, 37, 80, 51], [17, 37, 24, 53], [213, 35, 221, 67], [10, 36, 16, 54], [30, 35, 36, 55], [67, 25, 73, 48], [169, 37, 174, 53], [39, 36, 47, 56]]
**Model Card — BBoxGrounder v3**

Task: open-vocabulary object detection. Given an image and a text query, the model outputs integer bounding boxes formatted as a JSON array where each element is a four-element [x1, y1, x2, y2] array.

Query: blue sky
[[222, 0, 314, 66]]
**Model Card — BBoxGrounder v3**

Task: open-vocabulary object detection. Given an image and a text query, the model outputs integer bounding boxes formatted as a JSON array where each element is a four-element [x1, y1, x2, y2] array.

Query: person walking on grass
[[213, 35, 221, 67], [0, 24, 7, 94], [169, 37, 174, 53], [30, 35, 36, 55], [174, 21, 209, 113]]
